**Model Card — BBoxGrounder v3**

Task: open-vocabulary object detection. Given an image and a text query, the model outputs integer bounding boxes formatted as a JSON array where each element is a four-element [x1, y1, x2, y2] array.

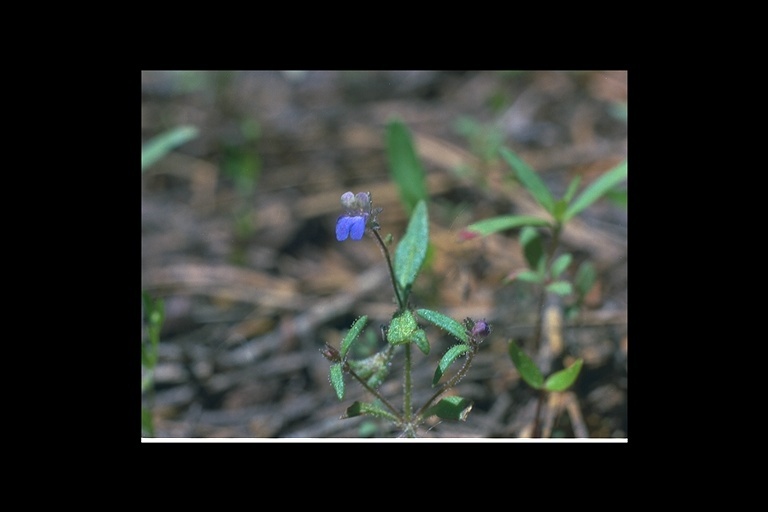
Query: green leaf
[[574, 261, 596, 297], [340, 315, 368, 360], [347, 346, 394, 389], [520, 226, 545, 270], [386, 119, 429, 214], [386, 310, 418, 346], [513, 270, 544, 284], [416, 309, 468, 344], [329, 363, 345, 400], [550, 253, 572, 279], [141, 125, 199, 172], [546, 281, 573, 296], [564, 160, 627, 221], [500, 147, 555, 214], [553, 199, 568, 221], [394, 200, 429, 292], [563, 176, 582, 203], [433, 344, 471, 385], [421, 396, 473, 421], [344, 401, 400, 422], [463, 215, 550, 238], [412, 329, 430, 355], [508, 340, 544, 389], [544, 358, 584, 392]]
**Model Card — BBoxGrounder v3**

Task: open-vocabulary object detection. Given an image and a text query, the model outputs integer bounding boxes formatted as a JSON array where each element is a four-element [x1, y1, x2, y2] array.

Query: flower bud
[[471, 319, 491, 338], [320, 343, 341, 362]]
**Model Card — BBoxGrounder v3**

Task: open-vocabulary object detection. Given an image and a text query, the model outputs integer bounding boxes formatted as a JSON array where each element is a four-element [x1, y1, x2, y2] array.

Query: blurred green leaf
[[422, 396, 473, 421], [141, 125, 199, 172], [432, 344, 471, 385], [513, 270, 545, 284], [574, 261, 597, 298], [348, 346, 393, 389], [387, 310, 418, 346], [500, 147, 555, 214], [386, 120, 428, 214], [340, 315, 368, 360], [344, 401, 399, 422], [563, 176, 582, 203], [394, 200, 429, 293], [546, 281, 573, 296], [508, 340, 544, 389], [544, 358, 583, 392], [329, 363, 345, 400], [412, 329, 430, 355], [605, 188, 628, 208], [520, 226, 545, 270], [416, 309, 468, 344], [550, 253, 572, 279], [464, 215, 550, 238], [564, 160, 627, 221]]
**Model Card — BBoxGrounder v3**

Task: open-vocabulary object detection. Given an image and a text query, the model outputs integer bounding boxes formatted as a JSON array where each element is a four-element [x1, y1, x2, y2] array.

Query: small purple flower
[[471, 319, 491, 338], [336, 191, 373, 241]]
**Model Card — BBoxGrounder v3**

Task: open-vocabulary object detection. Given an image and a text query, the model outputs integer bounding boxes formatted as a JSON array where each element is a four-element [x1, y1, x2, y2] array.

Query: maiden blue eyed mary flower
[[336, 191, 375, 241]]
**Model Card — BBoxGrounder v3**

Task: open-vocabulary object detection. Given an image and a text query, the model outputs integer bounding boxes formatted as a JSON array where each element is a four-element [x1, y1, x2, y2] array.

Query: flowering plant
[[323, 188, 490, 438]]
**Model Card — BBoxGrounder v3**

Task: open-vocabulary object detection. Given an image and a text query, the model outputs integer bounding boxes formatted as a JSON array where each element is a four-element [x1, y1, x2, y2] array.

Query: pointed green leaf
[[563, 176, 582, 203], [422, 396, 473, 421], [574, 261, 596, 297], [546, 281, 573, 296], [386, 119, 429, 214], [416, 309, 468, 344], [386, 310, 418, 346], [347, 346, 394, 389], [500, 147, 555, 214], [544, 358, 583, 392], [329, 363, 345, 400], [520, 226, 545, 270], [142, 125, 199, 172], [464, 215, 550, 238], [344, 401, 400, 422], [412, 329, 430, 355], [551, 253, 572, 279], [433, 344, 471, 385], [394, 200, 429, 291], [508, 340, 544, 389], [512, 270, 545, 284], [340, 315, 368, 360], [564, 160, 627, 221]]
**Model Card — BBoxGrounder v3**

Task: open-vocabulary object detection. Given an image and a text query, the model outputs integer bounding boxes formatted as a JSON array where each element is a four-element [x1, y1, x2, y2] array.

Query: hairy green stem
[[349, 368, 402, 420], [404, 344, 413, 424]]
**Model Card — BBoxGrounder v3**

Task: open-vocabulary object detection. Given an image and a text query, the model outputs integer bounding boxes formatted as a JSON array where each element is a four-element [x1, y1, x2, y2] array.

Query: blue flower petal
[[336, 216, 353, 241], [349, 216, 366, 240]]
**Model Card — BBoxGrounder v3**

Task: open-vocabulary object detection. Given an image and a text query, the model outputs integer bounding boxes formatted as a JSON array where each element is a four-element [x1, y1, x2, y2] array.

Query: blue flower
[[336, 191, 373, 241], [336, 214, 368, 241]]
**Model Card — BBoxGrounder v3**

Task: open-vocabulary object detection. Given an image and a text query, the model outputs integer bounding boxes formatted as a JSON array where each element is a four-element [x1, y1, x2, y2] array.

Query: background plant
[[461, 146, 627, 436]]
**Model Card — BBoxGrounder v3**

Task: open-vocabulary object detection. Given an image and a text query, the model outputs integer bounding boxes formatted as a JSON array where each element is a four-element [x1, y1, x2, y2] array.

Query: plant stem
[[372, 229, 404, 311], [349, 368, 402, 420], [404, 343, 413, 424], [532, 223, 562, 351]]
